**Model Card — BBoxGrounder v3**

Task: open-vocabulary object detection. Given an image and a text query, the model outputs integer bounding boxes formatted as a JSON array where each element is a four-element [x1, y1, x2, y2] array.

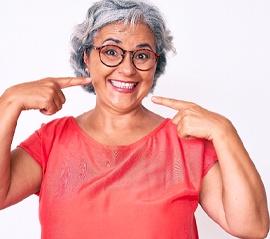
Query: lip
[[109, 79, 139, 93]]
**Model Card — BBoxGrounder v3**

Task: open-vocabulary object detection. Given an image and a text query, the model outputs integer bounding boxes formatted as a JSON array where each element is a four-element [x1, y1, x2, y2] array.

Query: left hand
[[152, 96, 270, 236], [151, 96, 233, 141]]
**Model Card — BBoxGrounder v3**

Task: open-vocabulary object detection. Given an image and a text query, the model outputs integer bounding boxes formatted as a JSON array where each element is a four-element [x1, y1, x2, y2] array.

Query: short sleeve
[[18, 128, 43, 167], [202, 140, 218, 177], [18, 117, 73, 172]]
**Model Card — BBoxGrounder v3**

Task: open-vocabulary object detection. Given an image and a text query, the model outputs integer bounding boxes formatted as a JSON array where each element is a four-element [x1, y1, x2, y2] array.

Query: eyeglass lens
[[98, 45, 159, 71]]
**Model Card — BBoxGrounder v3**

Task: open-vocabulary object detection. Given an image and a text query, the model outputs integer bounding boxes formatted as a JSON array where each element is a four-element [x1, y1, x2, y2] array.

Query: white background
[[0, 0, 269, 238]]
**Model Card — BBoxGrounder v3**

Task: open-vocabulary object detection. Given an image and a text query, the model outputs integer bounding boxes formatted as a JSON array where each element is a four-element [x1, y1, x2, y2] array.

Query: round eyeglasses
[[90, 45, 160, 71]]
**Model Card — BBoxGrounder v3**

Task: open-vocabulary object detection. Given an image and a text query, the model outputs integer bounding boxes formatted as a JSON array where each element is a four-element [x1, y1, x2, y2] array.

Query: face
[[84, 22, 157, 113]]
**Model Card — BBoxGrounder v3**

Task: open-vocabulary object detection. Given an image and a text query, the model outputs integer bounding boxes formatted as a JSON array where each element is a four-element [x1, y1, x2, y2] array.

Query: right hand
[[4, 77, 92, 115]]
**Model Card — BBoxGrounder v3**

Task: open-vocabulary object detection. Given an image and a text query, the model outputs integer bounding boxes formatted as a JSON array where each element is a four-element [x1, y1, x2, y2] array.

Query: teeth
[[110, 80, 137, 89]]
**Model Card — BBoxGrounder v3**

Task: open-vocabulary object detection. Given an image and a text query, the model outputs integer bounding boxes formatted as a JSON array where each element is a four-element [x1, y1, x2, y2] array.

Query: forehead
[[94, 22, 156, 48]]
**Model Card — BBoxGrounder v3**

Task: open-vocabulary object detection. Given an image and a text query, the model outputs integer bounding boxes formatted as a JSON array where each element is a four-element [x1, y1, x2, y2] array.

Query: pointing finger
[[151, 96, 188, 110], [54, 77, 92, 89]]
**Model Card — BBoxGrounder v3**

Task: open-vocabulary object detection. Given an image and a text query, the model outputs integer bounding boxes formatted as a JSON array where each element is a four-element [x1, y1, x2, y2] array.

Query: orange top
[[19, 117, 217, 239]]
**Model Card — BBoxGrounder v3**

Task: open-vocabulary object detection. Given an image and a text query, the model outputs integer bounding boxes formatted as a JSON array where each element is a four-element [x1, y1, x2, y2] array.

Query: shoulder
[[41, 116, 73, 128], [38, 116, 75, 133]]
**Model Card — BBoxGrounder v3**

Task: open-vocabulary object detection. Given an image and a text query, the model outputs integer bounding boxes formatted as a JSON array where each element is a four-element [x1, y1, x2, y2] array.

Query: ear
[[83, 49, 89, 65]]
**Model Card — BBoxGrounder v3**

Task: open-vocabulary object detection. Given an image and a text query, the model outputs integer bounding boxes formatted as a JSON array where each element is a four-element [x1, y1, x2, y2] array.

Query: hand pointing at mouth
[[5, 77, 92, 116], [151, 96, 235, 141]]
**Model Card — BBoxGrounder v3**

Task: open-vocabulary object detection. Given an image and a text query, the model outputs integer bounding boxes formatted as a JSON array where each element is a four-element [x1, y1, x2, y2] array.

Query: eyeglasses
[[90, 45, 160, 71]]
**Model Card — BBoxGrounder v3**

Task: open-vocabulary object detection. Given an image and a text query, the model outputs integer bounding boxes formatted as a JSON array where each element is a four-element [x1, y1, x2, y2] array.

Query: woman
[[0, 0, 269, 238]]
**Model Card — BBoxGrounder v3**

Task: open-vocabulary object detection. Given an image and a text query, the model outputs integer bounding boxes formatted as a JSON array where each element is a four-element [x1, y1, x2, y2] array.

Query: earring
[[85, 68, 89, 76]]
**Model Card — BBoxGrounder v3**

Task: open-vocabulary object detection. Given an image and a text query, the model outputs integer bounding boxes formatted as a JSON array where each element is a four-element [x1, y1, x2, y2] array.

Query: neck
[[89, 103, 149, 131], [76, 101, 164, 146]]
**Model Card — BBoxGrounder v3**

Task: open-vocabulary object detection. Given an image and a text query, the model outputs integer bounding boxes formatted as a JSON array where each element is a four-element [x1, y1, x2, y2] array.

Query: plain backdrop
[[0, 0, 269, 238]]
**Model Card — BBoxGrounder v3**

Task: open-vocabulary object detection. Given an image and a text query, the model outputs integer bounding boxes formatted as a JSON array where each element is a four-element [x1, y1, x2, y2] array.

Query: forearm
[[213, 124, 269, 237], [0, 89, 22, 206]]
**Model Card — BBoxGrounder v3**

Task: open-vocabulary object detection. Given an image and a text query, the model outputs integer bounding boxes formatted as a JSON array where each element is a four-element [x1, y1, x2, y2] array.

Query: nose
[[117, 52, 136, 75]]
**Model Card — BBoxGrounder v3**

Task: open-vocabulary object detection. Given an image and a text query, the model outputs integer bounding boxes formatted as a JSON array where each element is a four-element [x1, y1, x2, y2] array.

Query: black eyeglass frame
[[88, 45, 160, 71]]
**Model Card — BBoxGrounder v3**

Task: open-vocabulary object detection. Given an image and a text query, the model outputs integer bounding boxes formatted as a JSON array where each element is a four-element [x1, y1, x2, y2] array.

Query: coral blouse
[[19, 117, 217, 239]]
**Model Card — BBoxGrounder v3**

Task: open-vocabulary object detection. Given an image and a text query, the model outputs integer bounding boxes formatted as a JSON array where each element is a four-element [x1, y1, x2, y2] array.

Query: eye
[[101, 46, 121, 58], [136, 52, 150, 60], [105, 49, 118, 56], [134, 50, 155, 63]]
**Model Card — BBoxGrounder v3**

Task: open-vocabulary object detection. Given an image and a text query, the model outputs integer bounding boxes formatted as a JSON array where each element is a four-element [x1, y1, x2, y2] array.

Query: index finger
[[151, 96, 188, 110], [55, 77, 92, 89]]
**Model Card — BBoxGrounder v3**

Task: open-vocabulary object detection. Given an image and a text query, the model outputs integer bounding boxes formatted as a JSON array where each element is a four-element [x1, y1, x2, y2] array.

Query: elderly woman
[[0, 0, 268, 238]]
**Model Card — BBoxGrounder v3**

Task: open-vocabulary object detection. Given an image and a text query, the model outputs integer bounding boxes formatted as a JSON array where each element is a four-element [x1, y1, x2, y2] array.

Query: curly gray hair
[[70, 0, 175, 93]]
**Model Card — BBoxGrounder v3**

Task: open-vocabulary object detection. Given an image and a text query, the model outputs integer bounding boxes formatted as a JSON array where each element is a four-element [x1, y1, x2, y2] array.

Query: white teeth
[[110, 80, 137, 89]]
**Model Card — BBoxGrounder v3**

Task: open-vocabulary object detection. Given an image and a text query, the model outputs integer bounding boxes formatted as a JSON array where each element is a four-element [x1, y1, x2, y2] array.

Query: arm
[[0, 77, 92, 209], [151, 96, 269, 238], [0, 85, 42, 209], [200, 128, 269, 238]]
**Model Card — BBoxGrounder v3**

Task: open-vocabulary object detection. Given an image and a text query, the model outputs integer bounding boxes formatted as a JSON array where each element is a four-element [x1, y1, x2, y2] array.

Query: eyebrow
[[136, 43, 154, 51], [102, 38, 154, 51], [102, 38, 122, 45]]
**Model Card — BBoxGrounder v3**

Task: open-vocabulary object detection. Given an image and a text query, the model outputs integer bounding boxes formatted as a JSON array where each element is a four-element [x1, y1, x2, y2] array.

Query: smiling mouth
[[109, 80, 139, 90]]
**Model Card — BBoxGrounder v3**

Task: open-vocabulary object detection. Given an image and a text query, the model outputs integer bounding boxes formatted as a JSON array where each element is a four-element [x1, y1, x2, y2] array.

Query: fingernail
[[151, 96, 159, 102]]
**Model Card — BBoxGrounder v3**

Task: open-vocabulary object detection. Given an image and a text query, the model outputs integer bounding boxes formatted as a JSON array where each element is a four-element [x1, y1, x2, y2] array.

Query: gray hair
[[70, 0, 175, 93]]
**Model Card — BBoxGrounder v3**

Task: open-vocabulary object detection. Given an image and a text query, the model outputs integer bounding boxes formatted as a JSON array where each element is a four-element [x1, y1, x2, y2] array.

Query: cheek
[[88, 54, 113, 78], [88, 62, 113, 89], [88, 61, 105, 80], [142, 70, 156, 83], [87, 53, 102, 76]]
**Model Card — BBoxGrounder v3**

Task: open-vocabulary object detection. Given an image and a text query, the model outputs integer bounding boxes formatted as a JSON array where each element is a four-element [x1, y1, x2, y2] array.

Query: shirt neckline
[[69, 116, 171, 150]]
